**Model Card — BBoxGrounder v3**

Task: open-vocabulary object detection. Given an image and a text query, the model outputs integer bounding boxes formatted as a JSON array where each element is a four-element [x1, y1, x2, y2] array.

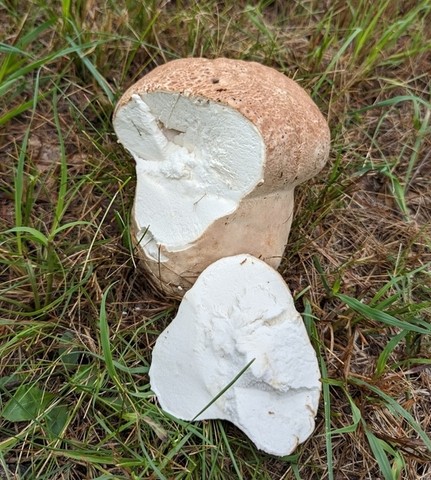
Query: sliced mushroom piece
[[149, 254, 321, 456], [113, 58, 330, 294]]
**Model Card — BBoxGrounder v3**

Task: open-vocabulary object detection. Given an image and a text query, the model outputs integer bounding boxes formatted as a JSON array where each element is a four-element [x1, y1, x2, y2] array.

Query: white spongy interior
[[114, 93, 264, 260]]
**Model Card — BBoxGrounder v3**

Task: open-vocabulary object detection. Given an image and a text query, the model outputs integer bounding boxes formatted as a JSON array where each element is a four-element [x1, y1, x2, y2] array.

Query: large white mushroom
[[149, 254, 321, 457], [113, 58, 330, 294]]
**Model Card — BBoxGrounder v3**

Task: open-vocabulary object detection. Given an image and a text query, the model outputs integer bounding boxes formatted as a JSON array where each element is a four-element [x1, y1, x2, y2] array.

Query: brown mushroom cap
[[115, 57, 330, 193]]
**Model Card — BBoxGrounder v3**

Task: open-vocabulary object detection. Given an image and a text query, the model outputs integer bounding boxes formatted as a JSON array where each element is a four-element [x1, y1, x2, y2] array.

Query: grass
[[0, 0, 430, 478]]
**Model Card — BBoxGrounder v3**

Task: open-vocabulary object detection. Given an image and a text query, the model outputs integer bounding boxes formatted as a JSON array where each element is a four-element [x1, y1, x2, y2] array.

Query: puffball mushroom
[[149, 254, 321, 457], [113, 58, 330, 294]]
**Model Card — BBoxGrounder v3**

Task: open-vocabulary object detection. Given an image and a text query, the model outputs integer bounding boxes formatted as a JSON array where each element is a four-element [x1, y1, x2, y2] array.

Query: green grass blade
[[0, 40, 113, 98], [0, 18, 55, 82], [330, 390, 361, 435], [65, 36, 114, 103], [219, 424, 243, 479], [51, 220, 92, 237], [337, 294, 431, 335], [353, 95, 431, 112], [351, 378, 431, 451], [363, 425, 395, 480], [353, 0, 390, 60], [192, 358, 255, 421], [61, 0, 71, 20], [51, 88, 68, 232], [3, 226, 49, 247], [374, 331, 408, 377], [313, 27, 362, 95], [320, 362, 334, 480], [99, 282, 120, 386], [0, 92, 49, 125]]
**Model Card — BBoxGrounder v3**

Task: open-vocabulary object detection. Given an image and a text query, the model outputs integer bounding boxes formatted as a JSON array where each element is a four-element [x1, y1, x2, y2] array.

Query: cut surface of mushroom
[[149, 254, 321, 456], [114, 92, 264, 259], [113, 58, 330, 293]]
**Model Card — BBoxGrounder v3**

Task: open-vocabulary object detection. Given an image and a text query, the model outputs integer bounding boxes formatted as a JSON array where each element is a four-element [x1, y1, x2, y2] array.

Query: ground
[[0, 1, 430, 479]]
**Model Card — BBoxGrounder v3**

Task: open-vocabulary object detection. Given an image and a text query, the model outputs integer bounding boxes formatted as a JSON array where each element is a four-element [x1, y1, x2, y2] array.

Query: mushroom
[[113, 58, 330, 294], [149, 254, 321, 457]]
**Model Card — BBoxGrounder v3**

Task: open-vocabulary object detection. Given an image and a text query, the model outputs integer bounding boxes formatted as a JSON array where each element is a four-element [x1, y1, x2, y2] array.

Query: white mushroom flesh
[[113, 93, 264, 261], [149, 254, 321, 456]]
